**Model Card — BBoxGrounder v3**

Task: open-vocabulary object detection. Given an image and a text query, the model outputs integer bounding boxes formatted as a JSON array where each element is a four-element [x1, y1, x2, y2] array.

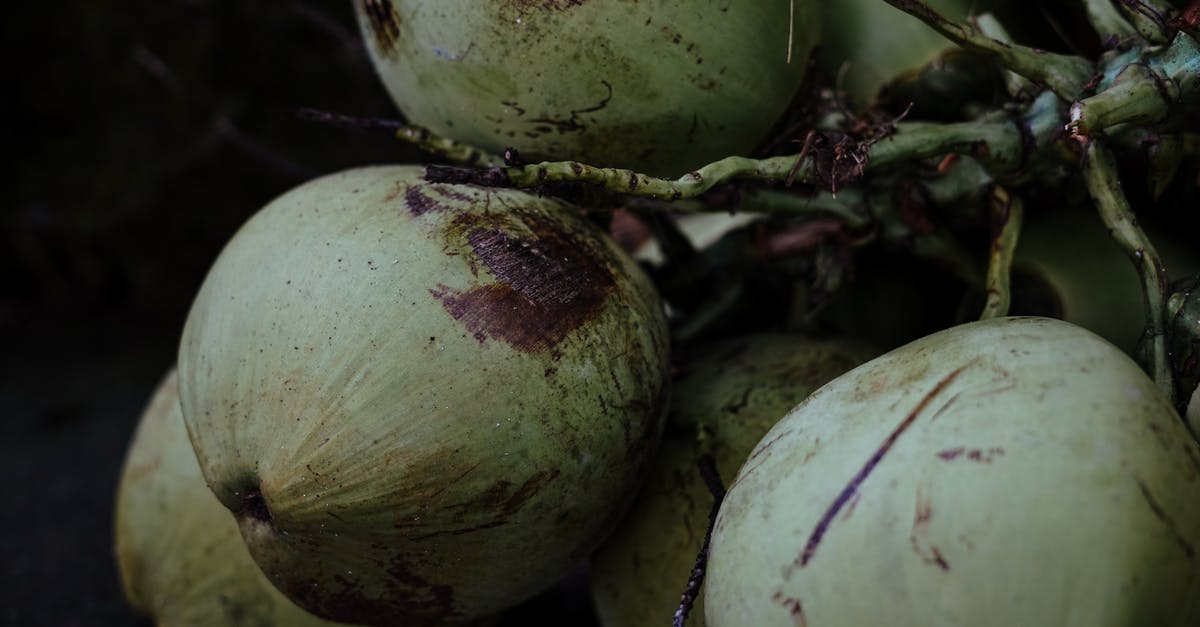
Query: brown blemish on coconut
[[431, 212, 615, 353], [404, 185, 446, 216], [771, 591, 808, 626], [910, 486, 951, 571], [359, 0, 403, 54]]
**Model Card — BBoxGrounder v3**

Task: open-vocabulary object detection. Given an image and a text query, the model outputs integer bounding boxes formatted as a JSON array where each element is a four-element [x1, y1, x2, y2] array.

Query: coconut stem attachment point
[[239, 488, 273, 524], [1081, 140, 1175, 404], [672, 453, 725, 627], [1067, 32, 1200, 138]]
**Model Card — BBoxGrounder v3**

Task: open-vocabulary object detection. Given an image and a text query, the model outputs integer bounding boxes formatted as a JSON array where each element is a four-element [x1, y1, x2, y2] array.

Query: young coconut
[[352, 0, 819, 176], [705, 317, 1200, 627], [1010, 206, 1199, 356], [819, 0, 976, 107], [588, 333, 876, 627], [177, 165, 670, 625], [114, 369, 354, 627]]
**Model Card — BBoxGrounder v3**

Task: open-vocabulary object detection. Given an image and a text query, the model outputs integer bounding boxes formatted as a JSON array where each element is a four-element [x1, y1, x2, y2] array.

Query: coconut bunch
[[115, 1, 1200, 626]]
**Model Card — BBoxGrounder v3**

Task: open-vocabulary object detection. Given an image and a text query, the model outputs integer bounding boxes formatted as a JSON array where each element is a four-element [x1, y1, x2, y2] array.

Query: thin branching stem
[[673, 453, 725, 627], [1081, 140, 1175, 402], [879, 0, 1094, 99], [980, 187, 1023, 320]]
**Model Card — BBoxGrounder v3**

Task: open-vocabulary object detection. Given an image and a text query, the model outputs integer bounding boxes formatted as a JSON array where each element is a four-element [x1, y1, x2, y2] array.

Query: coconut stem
[[425, 113, 1046, 199], [979, 187, 1023, 320], [1081, 140, 1175, 403], [672, 453, 725, 627], [878, 0, 1094, 99], [295, 107, 505, 167]]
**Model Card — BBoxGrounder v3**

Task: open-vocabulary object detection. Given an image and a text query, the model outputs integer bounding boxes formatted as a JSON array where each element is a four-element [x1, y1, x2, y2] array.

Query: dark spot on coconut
[[431, 212, 616, 353], [359, 0, 402, 54], [1135, 477, 1195, 560]]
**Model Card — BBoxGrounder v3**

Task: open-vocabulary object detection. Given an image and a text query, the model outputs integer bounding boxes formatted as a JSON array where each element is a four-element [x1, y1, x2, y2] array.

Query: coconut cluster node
[[114, 2, 1200, 626]]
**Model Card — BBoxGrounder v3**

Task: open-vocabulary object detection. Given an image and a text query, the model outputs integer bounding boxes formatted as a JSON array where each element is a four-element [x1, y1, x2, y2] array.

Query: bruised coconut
[[589, 334, 875, 627], [705, 317, 1200, 626], [177, 165, 670, 625], [352, 0, 819, 176], [114, 370, 353, 627]]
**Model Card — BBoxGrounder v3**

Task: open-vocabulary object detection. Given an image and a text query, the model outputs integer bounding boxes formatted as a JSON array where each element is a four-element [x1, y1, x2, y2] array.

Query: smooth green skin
[[589, 334, 876, 627], [819, 0, 973, 106], [353, 0, 818, 177], [114, 370, 353, 627], [1012, 207, 1199, 356], [177, 165, 670, 626], [706, 317, 1200, 627]]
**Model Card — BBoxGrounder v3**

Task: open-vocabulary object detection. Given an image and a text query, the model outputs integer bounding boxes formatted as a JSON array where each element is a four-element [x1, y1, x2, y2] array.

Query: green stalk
[[878, 0, 1094, 99], [1081, 140, 1175, 402], [295, 108, 505, 167], [980, 187, 1023, 320]]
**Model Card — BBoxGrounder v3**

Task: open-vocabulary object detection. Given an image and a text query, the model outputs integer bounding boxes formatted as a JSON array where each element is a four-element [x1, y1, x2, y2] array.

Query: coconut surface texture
[[705, 317, 1200, 627], [114, 369, 351, 627], [177, 165, 670, 625], [589, 334, 876, 627], [353, 0, 819, 176]]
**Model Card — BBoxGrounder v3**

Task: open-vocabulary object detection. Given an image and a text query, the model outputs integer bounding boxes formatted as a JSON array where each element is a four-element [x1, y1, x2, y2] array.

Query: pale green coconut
[[114, 369, 354, 627], [177, 165, 670, 625], [589, 334, 876, 627], [353, 0, 819, 176], [706, 317, 1200, 626]]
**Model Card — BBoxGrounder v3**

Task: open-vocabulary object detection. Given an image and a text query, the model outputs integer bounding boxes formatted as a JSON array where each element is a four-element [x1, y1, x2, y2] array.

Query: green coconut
[[705, 317, 1200, 626], [1011, 206, 1199, 355], [819, 0, 975, 106], [114, 369, 353, 627], [589, 333, 876, 627], [177, 165, 670, 625], [353, 0, 819, 176]]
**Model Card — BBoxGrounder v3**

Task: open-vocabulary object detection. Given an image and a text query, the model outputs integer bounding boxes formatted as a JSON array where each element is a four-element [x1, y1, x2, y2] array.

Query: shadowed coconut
[[589, 334, 876, 627], [114, 369, 357, 627]]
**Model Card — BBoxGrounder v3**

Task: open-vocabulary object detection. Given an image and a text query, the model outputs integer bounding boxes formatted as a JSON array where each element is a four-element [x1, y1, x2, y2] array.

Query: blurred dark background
[[2, 2, 592, 625]]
